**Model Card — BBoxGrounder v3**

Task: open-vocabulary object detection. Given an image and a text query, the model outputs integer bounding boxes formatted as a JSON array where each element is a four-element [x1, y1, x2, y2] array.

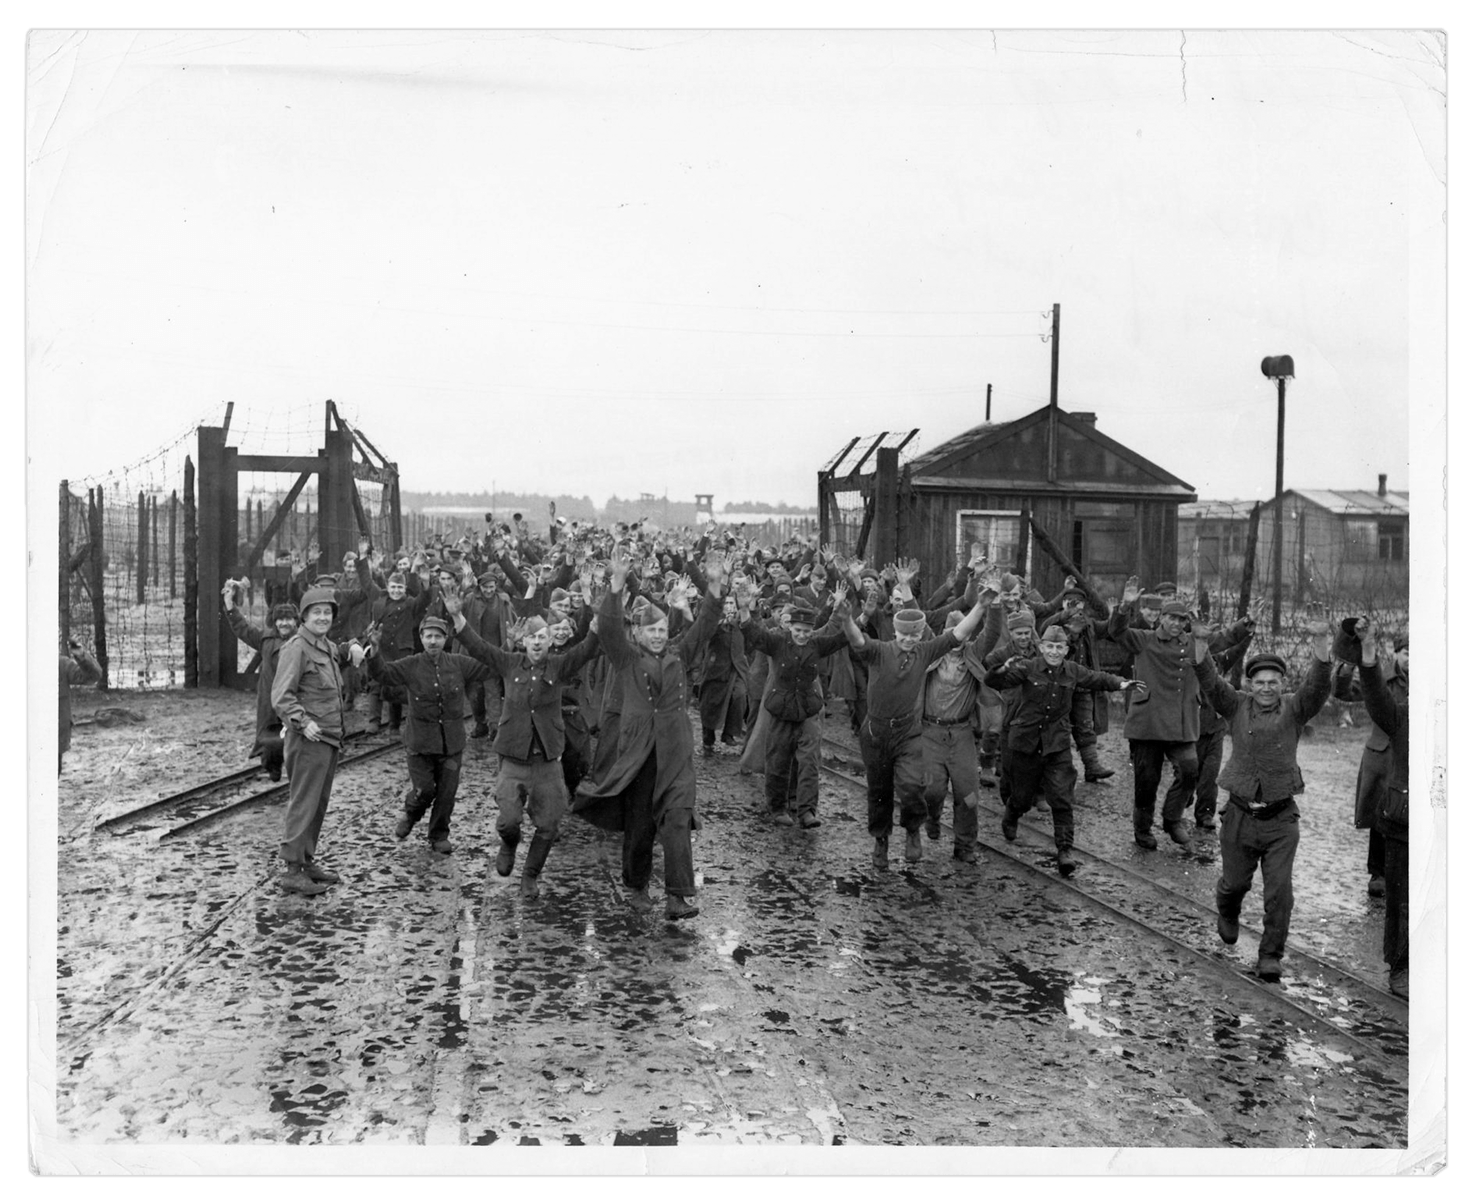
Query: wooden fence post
[[135, 489, 148, 605], [183, 456, 198, 687], [59, 481, 70, 648], [151, 496, 159, 588], [88, 486, 109, 689], [169, 490, 178, 600]]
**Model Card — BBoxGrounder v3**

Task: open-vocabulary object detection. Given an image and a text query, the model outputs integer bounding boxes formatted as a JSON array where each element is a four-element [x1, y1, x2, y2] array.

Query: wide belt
[[924, 716, 972, 727]]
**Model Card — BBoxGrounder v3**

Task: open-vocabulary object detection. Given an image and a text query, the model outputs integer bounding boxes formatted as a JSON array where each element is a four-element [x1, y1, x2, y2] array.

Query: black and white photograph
[[24, 20, 1448, 1174]]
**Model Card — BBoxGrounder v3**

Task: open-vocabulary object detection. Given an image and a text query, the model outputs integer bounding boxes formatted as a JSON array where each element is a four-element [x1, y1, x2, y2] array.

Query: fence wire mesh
[[61, 402, 398, 689]]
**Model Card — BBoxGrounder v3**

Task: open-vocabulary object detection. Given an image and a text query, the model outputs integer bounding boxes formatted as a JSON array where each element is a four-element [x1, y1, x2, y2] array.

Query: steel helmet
[[299, 586, 339, 619]]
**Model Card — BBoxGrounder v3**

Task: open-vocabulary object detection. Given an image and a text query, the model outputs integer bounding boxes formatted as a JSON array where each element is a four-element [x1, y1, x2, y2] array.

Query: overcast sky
[[27, 29, 1444, 507]]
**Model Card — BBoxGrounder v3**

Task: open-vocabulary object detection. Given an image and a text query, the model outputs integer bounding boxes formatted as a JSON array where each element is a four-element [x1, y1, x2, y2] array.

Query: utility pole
[[1047, 303, 1060, 483], [985, 382, 992, 422], [1260, 355, 1295, 634]]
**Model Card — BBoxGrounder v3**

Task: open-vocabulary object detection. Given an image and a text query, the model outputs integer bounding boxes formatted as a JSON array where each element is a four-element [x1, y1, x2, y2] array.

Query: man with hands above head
[[573, 544, 723, 919], [436, 590, 602, 899], [984, 622, 1143, 877], [1104, 574, 1204, 850], [1351, 618, 1411, 999], [1191, 602, 1334, 982], [361, 611, 497, 859], [837, 560, 992, 870], [734, 576, 849, 828]]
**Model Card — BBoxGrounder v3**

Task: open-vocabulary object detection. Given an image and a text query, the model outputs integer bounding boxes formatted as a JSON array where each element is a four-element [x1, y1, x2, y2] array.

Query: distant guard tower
[[695, 493, 714, 520]]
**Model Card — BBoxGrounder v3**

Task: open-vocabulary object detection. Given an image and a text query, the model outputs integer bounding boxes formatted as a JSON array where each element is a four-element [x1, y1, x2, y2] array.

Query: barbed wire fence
[[61, 402, 401, 690]]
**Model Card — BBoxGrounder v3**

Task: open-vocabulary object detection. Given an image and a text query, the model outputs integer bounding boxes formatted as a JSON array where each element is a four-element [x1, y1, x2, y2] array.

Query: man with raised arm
[[572, 545, 723, 919], [1192, 603, 1333, 982], [837, 559, 991, 869]]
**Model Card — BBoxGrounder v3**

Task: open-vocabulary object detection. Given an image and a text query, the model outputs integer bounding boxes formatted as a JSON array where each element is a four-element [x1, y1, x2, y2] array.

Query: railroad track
[[96, 729, 402, 841], [815, 733, 1407, 1071]]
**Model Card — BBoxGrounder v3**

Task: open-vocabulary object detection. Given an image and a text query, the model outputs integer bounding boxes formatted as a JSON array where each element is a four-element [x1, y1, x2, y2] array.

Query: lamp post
[[1260, 355, 1295, 634]]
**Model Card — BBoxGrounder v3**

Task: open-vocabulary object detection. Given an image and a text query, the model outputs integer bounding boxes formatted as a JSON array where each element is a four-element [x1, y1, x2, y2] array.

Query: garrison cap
[[1040, 626, 1069, 645], [635, 604, 668, 627]]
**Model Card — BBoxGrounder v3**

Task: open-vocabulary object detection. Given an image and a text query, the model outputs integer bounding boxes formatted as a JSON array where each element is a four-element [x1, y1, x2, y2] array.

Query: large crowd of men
[[149, 503, 1409, 999]]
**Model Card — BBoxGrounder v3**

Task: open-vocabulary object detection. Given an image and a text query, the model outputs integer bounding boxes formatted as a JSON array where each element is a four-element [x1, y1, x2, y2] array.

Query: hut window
[[1377, 522, 1405, 562], [1344, 519, 1378, 560], [956, 510, 1030, 575]]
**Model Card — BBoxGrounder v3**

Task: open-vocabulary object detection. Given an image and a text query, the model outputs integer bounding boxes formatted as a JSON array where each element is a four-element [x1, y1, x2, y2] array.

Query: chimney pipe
[[1377, 473, 1387, 497]]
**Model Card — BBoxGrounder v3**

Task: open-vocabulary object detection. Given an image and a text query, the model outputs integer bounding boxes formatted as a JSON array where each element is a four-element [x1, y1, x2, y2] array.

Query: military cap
[[1000, 573, 1021, 592], [269, 602, 300, 623], [419, 615, 450, 637], [1040, 626, 1069, 645], [893, 608, 928, 635], [520, 615, 549, 636], [1161, 600, 1191, 617], [787, 605, 817, 627], [1138, 592, 1164, 611], [635, 604, 668, 627], [1006, 609, 1036, 631], [1244, 653, 1289, 679]]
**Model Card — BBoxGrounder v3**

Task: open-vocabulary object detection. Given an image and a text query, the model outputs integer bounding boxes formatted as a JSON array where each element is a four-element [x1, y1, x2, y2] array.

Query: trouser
[[366, 689, 403, 729], [1005, 747, 1077, 850], [469, 680, 487, 728], [494, 756, 568, 842], [562, 708, 592, 796], [261, 734, 286, 782], [1383, 834, 1409, 970], [621, 752, 696, 897], [859, 717, 926, 838], [849, 660, 870, 733], [1216, 799, 1300, 960], [764, 715, 820, 816], [1070, 693, 1103, 771], [701, 683, 747, 746], [1367, 826, 1386, 877], [1130, 739, 1198, 832], [921, 723, 980, 850], [280, 732, 339, 865], [1194, 726, 1226, 824], [340, 663, 360, 708], [405, 750, 462, 841], [997, 740, 1015, 808]]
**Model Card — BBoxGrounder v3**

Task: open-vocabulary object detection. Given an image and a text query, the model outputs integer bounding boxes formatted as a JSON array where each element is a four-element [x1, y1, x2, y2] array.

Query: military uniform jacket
[[365, 647, 497, 756], [226, 607, 289, 752], [451, 621, 601, 762], [1194, 654, 1332, 804], [1106, 606, 1201, 742], [368, 589, 433, 658], [1357, 660, 1409, 840], [574, 589, 721, 816], [272, 630, 354, 748], [741, 619, 847, 722], [983, 657, 1125, 755]]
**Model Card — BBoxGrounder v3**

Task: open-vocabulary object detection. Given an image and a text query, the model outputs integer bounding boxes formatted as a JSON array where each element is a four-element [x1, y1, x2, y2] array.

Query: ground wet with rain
[[53, 689, 1407, 1146]]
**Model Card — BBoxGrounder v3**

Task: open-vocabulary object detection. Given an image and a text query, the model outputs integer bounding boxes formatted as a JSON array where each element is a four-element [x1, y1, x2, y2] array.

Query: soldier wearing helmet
[[269, 586, 366, 896]]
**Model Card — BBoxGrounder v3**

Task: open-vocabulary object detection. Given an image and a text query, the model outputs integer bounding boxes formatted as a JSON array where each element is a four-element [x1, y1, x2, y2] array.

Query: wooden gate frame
[[195, 401, 402, 688], [817, 430, 918, 563]]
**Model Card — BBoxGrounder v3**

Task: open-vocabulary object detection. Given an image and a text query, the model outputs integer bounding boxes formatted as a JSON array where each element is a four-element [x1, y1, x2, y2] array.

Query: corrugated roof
[[1291, 489, 1410, 516]]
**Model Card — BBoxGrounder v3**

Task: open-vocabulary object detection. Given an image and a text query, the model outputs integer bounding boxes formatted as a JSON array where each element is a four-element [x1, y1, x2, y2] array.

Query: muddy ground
[[45, 686, 1408, 1152]]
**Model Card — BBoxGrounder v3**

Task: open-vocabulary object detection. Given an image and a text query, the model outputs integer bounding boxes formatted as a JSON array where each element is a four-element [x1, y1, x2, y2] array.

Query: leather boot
[[520, 832, 555, 899], [1081, 747, 1114, 783], [495, 834, 519, 877], [1134, 808, 1158, 850]]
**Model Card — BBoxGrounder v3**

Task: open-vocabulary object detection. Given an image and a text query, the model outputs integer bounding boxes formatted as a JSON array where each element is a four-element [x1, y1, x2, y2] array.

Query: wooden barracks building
[[819, 404, 1197, 600]]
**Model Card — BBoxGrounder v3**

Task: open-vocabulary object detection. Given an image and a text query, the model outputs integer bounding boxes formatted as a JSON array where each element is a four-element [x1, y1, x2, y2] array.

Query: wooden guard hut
[[822, 406, 1197, 600]]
